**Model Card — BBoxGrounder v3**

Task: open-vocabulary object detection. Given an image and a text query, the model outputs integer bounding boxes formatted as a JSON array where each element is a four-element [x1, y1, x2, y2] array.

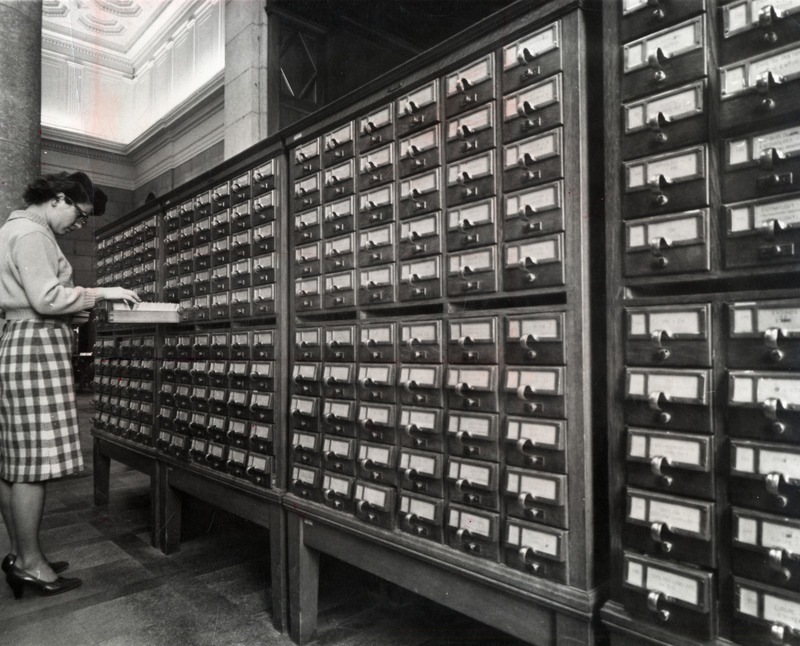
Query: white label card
[[503, 24, 559, 70], [764, 594, 800, 629], [508, 316, 561, 340], [408, 497, 437, 521], [452, 510, 491, 537], [504, 77, 560, 121], [519, 526, 559, 556], [646, 567, 700, 606]]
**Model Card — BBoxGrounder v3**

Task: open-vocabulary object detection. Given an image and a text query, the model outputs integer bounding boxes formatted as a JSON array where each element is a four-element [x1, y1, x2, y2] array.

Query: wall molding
[[43, 72, 225, 191]]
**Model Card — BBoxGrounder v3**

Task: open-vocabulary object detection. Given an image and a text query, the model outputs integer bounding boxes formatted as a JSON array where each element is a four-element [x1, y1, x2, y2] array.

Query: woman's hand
[[98, 287, 141, 305]]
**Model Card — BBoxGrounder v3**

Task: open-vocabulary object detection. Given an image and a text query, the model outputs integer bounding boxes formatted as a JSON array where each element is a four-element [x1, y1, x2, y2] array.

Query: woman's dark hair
[[23, 171, 107, 216]]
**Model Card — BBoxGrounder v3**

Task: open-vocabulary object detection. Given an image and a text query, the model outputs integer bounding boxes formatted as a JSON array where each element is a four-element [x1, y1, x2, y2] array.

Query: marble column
[[0, 0, 42, 224], [224, 0, 269, 160]]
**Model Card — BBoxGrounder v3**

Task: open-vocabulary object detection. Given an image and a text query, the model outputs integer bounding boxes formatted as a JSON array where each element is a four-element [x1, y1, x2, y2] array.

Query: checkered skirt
[[0, 320, 83, 482]]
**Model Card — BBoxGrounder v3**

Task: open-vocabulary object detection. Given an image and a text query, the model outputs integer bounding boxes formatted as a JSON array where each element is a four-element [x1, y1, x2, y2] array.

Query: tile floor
[[0, 394, 526, 646]]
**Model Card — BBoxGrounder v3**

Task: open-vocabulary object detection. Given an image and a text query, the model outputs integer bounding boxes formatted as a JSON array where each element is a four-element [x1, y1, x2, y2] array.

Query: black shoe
[[5, 565, 82, 599], [1, 554, 69, 575]]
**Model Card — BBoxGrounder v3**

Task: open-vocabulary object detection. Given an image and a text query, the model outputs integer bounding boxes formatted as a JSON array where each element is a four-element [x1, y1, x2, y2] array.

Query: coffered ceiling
[[41, 0, 203, 73]]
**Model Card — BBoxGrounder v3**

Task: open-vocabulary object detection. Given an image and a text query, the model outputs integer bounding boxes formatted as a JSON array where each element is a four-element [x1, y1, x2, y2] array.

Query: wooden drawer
[[397, 80, 440, 137], [399, 449, 445, 498], [504, 181, 564, 242], [623, 210, 710, 277], [724, 194, 800, 269], [354, 481, 396, 530], [621, 16, 708, 101], [622, 551, 715, 640], [502, 22, 562, 94], [720, 44, 800, 133], [324, 158, 355, 201], [323, 196, 355, 238], [445, 53, 495, 117], [621, 81, 708, 159], [446, 504, 501, 562], [722, 125, 800, 203], [398, 493, 445, 543], [623, 146, 708, 217], [733, 578, 800, 645], [446, 458, 500, 512], [399, 319, 443, 364], [621, 0, 706, 45], [321, 472, 356, 514], [502, 74, 563, 144], [398, 364, 444, 409], [400, 406, 444, 453], [625, 303, 711, 367], [445, 365, 499, 413], [503, 518, 567, 584], [448, 316, 499, 364], [732, 508, 800, 591], [505, 416, 566, 474], [504, 366, 566, 419], [398, 127, 440, 179], [728, 371, 800, 444], [624, 367, 712, 433], [446, 411, 500, 462], [720, 0, 800, 65], [323, 122, 355, 167], [730, 440, 800, 516], [322, 399, 357, 438], [359, 104, 393, 154], [504, 467, 568, 529], [727, 299, 800, 369], [624, 488, 716, 567], [446, 104, 495, 163]]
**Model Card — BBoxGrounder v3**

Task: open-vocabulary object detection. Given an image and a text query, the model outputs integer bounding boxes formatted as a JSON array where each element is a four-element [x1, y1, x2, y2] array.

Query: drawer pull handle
[[761, 218, 787, 239], [760, 147, 786, 170], [762, 397, 786, 421], [765, 472, 787, 501], [517, 101, 537, 118], [649, 237, 672, 254], [647, 591, 670, 622], [650, 522, 673, 553], [649, 456, 673, 486], [768, 548, 793, 581], [455, 528, 472, 543], [650, 329, 672, 348], [770, 624, 787, 644]]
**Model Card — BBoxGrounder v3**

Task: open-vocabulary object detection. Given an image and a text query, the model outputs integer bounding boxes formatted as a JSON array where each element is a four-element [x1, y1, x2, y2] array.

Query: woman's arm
[[11, 231, 98, 315]]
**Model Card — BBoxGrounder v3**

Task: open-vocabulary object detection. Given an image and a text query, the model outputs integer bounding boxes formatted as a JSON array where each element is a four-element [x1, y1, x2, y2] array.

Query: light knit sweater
[[0, 210, 98, 320]]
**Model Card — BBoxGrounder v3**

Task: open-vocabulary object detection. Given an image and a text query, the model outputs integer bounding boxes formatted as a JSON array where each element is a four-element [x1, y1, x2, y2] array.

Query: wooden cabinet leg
[[288, 511, 320, 645], [269, 504, 288, 632], [148, 464, 161, 549], [556, 611, 595, 646], [93, 440, 110, 507], [160, 467, 183, 554]]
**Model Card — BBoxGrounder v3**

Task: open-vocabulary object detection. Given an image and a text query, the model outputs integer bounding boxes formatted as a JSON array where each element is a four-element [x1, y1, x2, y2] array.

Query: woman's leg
[[0, 477, 18, 554], [10, 481, 56, 581]]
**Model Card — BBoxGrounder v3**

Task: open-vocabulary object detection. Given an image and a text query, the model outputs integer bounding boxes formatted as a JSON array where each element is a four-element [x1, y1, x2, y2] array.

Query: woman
[[0, 171, 139, 599]]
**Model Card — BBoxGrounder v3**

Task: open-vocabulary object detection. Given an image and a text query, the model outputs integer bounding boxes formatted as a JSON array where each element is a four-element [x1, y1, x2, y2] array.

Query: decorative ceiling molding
[[42, 34, 133, 74], [41, 136, 132, 165], [93, 0, 143, 18], [78, 13, 126, 35], [43, 0, 69, 18]]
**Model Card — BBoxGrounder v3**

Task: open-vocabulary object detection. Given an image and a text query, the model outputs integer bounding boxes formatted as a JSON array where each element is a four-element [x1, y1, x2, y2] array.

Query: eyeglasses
[[63, 195, 91, 225]]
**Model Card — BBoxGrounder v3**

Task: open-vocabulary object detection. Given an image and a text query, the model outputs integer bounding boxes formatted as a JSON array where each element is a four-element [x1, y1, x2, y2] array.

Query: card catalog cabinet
[[94, 142, 288, 499], [284, 2, 606, 643], [603, 1, 800, 644], [94, 208, 160, 451]]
